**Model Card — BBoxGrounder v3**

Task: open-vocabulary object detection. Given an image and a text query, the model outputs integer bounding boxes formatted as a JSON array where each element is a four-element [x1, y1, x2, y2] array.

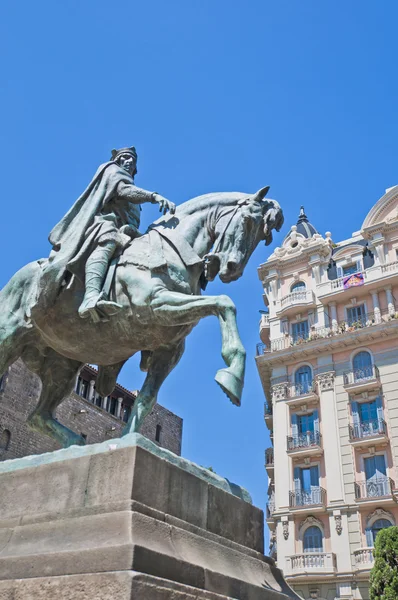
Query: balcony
[[349, 419, 389, 447], [265, 447, 274, 475], [264, 402, 273, 428], [316, 261, 398, 301], [275, 290, 316, 318], [343, 364, 381, 393], [286, 381, 319, 406], [266, 495, 275, 521], [259, 314, 270, 344], [354, 547, 374, 570], [285, 552, 337, 577], [355, 477, 397, 505], [289, 486, 326, 511], [259, 308, 398, 357], [287, 432, 323, 457]]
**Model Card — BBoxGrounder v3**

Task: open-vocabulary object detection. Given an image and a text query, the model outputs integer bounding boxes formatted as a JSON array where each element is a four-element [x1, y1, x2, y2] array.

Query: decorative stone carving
[[299, 515, 323, 534], [366, 508, 395, 526], [315, 371, 335, 392], [335, 514, 343, 535], [282, 520, 289, 540], [271, 383, 288, 401]]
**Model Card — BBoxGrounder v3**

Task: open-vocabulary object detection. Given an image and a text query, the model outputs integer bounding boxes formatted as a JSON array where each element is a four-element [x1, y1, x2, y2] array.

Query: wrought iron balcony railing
[[354, 477, 396, 500], [343, 364, 380, 386], [289, 486, 326, 508], [349, 419, 387, 441], [287, 431, 321, 451]]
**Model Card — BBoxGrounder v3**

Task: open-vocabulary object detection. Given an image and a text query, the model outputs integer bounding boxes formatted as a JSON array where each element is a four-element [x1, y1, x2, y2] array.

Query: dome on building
[[283, 206, 318, 243]]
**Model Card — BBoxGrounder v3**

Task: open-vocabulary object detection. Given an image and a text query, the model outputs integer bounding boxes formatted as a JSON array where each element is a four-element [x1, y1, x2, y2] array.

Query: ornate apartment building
[[256, 188, 398, 600]]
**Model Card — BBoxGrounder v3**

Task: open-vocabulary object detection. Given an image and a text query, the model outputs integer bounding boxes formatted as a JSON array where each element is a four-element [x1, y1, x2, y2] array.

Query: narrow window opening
[[155, 424, 162, 443]]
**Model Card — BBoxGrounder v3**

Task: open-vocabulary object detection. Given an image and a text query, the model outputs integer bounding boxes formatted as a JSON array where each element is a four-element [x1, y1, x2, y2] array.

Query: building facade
[[256, 189, 398, 600], [0, 360, 183, 460]]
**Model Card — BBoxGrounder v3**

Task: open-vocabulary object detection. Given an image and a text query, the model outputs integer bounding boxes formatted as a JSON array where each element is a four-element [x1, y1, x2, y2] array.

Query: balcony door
[[294, 365, 312, 395], [353, 350, 373, 381], [347, 304, 366, 327], [292, 320, 309, 343], [364, 455, 387, 496], [294, 465, 320, 504], [303, 526, 323, 553]]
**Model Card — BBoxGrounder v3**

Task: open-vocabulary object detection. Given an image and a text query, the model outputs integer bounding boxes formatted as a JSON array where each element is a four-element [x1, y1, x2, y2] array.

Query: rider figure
[[48, 147, 175, 321]]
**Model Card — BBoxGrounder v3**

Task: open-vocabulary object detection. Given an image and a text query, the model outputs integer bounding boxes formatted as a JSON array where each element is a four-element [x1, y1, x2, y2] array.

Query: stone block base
[[0, 434, 299, 599]]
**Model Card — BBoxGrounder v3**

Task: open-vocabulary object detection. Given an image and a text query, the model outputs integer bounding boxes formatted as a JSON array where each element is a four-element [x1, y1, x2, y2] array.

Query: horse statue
[[0, 187, 283, 448]]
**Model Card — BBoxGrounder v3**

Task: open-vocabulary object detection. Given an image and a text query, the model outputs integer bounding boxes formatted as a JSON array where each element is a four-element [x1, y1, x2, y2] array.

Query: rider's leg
[[79, 240, 122, 320]]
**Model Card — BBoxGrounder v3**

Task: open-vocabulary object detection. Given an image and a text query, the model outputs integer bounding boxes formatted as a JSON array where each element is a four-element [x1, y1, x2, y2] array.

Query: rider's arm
[[116, 182, 157, 205], [116, 182, 176, 214]]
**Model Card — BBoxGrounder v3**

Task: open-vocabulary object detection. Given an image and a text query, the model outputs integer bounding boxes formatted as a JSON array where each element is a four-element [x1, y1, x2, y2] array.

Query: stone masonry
[[0, 360, 183, 461]]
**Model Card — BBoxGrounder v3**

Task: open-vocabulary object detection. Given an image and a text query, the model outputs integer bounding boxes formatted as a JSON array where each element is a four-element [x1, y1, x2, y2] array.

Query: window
[[95, 394, 102, 408], [155, 424, 162, 443], [291, 281, 306, 293], [363, 455, 389, 496], [80, 379, 89, 399], [291, 410, 319, 447], [293, 465, 322, 505], [294, 365, 312, 395], [123, 406, 131, 423], [303, 526, 323, 553], [352, 351, 372, 380], [343, 263, 359, 276], [292, 320, 309, 343], [370, 519, 393, 545], [352, 398, 384, 438], [0, 429, 11, 451], [347, 304, 366, 327], [109, 397, 117, 416]]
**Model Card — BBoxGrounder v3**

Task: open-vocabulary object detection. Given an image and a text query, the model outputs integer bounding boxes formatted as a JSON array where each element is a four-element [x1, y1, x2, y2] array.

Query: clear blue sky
[[1, 1, 398, 546]]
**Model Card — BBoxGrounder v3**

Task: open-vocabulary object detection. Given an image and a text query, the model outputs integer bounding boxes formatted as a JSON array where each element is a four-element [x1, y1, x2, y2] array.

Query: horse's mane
[[150, 191, 248, 229]]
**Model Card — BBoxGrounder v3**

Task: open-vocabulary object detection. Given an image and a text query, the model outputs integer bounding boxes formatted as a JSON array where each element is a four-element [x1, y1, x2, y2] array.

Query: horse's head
[[209, 187, 284, 283]]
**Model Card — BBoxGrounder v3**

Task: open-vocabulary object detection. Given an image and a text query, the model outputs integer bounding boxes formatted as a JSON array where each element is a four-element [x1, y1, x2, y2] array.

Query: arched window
[[371, 518, 393, 545], [353, 351, 372, 381], [0, 429, 11, 451], [303, 526, 323, 553], [294, 365, 313, 395], [291, 281, 306, 293]]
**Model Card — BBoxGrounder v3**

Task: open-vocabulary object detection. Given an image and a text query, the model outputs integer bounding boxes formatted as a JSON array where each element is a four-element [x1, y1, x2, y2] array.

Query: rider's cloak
[[37, 162, 153, 308]]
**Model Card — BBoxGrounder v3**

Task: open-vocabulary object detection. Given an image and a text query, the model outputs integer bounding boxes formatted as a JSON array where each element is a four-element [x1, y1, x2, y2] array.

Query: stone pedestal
[[0, 434, 299, 599]]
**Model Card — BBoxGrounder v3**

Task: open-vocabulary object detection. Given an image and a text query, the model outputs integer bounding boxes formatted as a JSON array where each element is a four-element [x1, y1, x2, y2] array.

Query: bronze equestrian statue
[[0, 146, 283, 448]]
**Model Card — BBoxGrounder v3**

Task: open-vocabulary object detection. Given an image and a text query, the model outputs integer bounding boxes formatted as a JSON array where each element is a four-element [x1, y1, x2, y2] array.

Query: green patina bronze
[[0, 147, 283, 448]]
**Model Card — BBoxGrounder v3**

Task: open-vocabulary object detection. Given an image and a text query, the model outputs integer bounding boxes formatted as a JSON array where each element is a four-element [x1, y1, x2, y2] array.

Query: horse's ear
[[252, 186, 270, 203]]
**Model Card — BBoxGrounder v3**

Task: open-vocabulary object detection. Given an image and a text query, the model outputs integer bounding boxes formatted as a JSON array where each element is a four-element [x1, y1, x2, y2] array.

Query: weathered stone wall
[[0, 360, 183, 460]]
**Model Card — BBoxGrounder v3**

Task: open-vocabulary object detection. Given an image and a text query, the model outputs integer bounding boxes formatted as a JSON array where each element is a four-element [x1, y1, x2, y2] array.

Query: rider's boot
[[78, 241, 122, 321]]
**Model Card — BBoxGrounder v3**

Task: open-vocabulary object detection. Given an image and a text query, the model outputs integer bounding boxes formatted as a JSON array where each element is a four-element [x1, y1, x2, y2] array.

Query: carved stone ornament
[[271, 383, 288, 401], [335, 514, 343, 536], [299, 515, 323, 534], [282, 521, 289, 540], [366, 508, 395, 526], [315, 371, 335, 392]]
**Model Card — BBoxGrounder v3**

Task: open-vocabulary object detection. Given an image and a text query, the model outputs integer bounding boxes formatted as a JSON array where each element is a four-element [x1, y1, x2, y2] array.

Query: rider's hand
[[152, 193, 176, 215]]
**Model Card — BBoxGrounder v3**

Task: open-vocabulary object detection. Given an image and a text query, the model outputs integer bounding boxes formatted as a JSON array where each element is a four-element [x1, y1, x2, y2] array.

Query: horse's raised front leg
[[26, 349, 85, 448], [123, 340, 185, 435], [150, 290, 246, 406]]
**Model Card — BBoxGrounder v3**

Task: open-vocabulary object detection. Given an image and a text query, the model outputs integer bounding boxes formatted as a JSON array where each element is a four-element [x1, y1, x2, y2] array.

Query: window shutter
[[310, 465, 319, 488], [366, 527, 374, 547], [375, 455, 386, 478], [351, 402, 360, 438], [356, 259, 362, 273], [308, 310, 315, 327], [313, 410, 320, 435], [376, 396, 384, 424], [337, 265, 343, 278], [294, 467, 301, 492], [291, 413, 298, 438]]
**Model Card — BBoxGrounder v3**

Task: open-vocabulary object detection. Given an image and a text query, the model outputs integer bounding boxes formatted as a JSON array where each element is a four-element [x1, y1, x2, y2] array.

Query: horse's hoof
[[215, 368, 243, 406]]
